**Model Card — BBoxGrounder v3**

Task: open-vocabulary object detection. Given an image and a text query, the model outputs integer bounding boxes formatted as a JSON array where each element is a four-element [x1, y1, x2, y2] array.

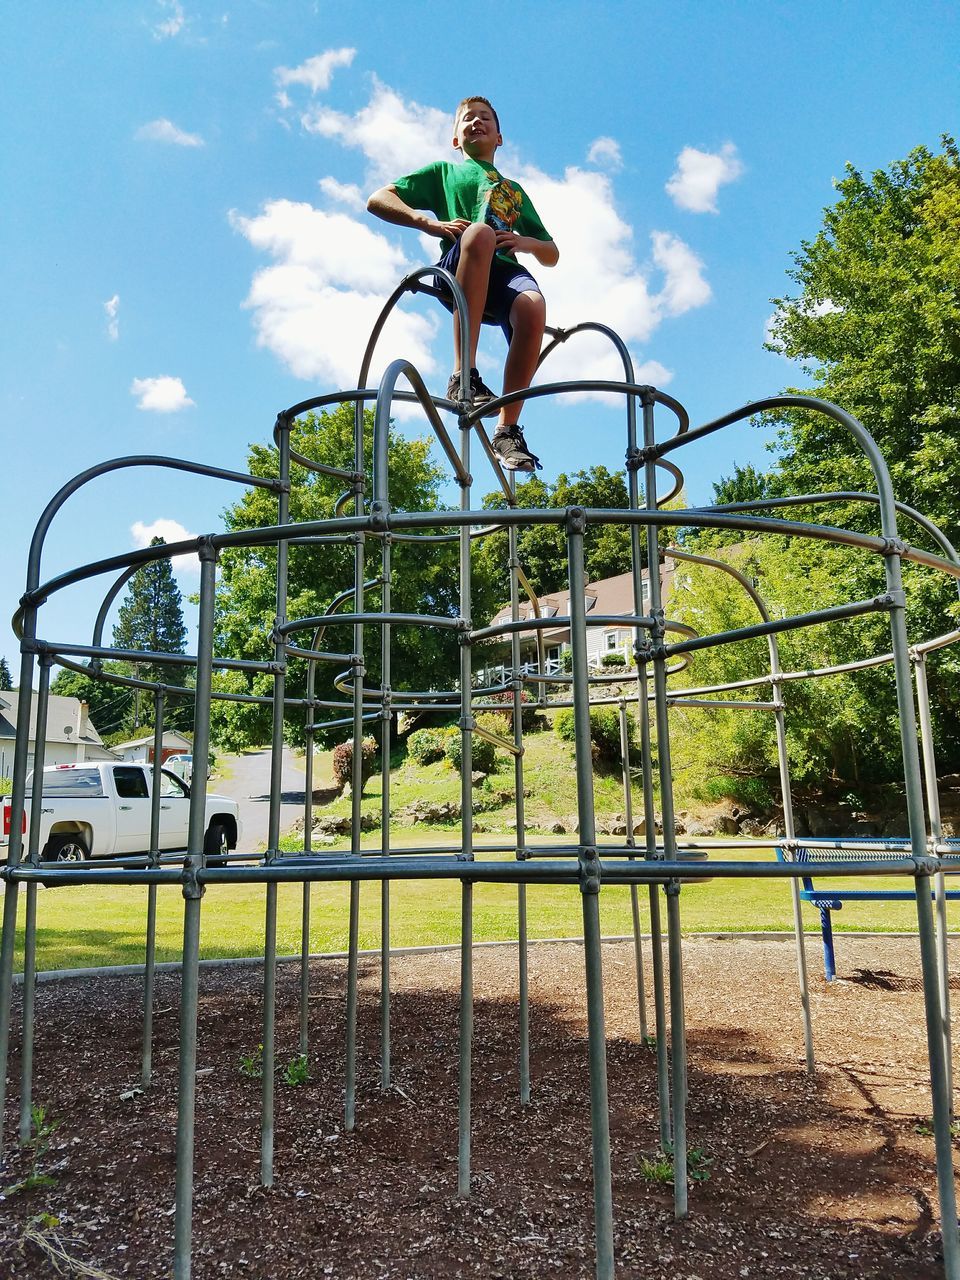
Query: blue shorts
[[434, 237, 542, 344]]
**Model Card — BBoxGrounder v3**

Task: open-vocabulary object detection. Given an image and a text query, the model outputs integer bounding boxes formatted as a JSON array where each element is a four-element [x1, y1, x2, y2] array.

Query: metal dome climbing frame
[[1, 265, 959, 1279]]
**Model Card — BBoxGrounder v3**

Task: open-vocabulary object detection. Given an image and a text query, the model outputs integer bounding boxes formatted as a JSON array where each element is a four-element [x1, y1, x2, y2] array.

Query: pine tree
[[112, 538, 192, 731], [0, 657, 12, 691]]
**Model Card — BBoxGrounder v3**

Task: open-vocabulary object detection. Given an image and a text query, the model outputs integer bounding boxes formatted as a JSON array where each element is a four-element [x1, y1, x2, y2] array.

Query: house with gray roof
[[0, 691, 116, 781]]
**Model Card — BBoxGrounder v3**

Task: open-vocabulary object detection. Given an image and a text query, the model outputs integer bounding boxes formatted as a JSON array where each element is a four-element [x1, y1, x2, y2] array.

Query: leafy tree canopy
[[673, 137, 960, 785], [210, 404, 463, 750], [112, 536, 192, 732], [765, 135, 960, 535], [472, 464, 638, 609], [49, 663, 134, 740], [0, 657, 12, 691]]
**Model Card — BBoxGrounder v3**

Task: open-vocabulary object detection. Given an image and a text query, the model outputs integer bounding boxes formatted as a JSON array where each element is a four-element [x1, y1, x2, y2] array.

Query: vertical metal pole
[[665, 882, 687, 1218], [640, 391, 687, 1207], [18, 653, 52, 1145], [300, 670, 313, 1058], [142, 691, 165, 1087], [508, 471, 531, 1104], [768, 638, 815, 1075], [458, 875, 474, 1197], [517, 883, 530, 1105], [883, 544, 959, 1277], [568, 510, 615, 1280], [262, 415, 292, 1184], [638, 655, 670, 1143], [380, 534, 393, 1090], [457, 418, 475, 1193], [345, 434, 368, 1132], [619, 699, 647, 1041], [0, 626, 37, 1158], [915, 654, 954, 1119], [626, 390, 668, 1127], [173, 540, 217, 1280]]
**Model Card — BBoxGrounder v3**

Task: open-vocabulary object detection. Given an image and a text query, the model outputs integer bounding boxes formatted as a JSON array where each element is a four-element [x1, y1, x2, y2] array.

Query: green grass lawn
[[7, 843, 954, 973]]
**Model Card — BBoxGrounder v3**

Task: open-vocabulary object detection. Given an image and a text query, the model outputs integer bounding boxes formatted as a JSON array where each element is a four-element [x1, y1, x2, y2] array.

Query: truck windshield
[[25, 768, 105, 799]]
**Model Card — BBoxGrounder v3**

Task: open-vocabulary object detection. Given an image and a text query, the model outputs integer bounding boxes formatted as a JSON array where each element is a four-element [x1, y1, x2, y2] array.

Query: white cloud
[[131, 518, 200, 576], [152, 0, 185, 39], [666, 142, 744, 213], [508, 164, 708, 395], [239, 76, 712, 409], [318, 176, 366, 211], [650, 232, 711, 315], [130, 376, 195, 413], [634, 359, 673, 387], [276, 49, 356, 94], [301, 80, 451, 184], [104, 294, 120, 341], [136, 118, 204, 147], [586, 137, 622, 172], [231, 200, 438, 388]]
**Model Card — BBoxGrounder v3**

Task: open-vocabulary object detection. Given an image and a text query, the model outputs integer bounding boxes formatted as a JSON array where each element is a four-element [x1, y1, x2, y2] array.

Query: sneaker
[[491, 425, 542, 472], [446, 367, 496, 406]]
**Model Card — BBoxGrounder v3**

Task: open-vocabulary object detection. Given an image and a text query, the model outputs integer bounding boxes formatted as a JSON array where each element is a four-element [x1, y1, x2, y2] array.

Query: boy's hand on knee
[[436, 218, 471, 240]]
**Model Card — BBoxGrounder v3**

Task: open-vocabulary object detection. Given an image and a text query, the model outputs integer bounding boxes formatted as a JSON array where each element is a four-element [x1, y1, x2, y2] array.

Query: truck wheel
[[203, 822, 230, 867], [43, 833, 90, 863]]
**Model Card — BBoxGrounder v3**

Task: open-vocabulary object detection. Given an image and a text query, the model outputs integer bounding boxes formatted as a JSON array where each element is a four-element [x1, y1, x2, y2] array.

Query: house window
[[605, 631, 619, 651]]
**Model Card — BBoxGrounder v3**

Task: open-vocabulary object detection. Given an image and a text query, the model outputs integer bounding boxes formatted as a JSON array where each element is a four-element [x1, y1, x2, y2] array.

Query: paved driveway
[[210, 745, 307, 852]]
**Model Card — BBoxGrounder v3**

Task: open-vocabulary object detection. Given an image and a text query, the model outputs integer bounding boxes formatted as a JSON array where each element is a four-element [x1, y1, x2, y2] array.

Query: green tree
[[767, 136, 960, 523], [50, 664, 133, 740], [761, 136, 960, 770], [112, 537, 192, 732], [668, 540, 902, 799], [471, 465, 637, 615], [210, 404, 462, 750], [0, 657, 12, 691]]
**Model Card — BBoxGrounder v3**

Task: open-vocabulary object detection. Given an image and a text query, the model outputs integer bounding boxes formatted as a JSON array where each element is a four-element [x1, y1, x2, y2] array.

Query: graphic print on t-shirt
[[483, 171, 524, 232]]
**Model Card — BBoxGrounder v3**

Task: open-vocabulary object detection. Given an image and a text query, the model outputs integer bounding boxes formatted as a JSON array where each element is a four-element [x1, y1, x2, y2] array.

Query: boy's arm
[[493, 230, 560, 267], [367, 185, 470, 242]]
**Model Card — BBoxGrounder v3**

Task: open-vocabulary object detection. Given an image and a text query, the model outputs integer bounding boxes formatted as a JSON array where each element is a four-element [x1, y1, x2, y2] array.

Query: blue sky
[[2, 0, 957, 674]]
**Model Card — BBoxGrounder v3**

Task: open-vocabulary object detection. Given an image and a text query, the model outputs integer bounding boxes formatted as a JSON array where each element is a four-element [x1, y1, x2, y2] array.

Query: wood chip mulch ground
[[0, 934, 957, 1278]]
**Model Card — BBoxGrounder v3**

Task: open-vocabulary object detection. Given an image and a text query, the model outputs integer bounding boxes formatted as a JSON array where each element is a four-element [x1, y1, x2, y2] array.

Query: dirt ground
[[0, 934, 957, 1279]]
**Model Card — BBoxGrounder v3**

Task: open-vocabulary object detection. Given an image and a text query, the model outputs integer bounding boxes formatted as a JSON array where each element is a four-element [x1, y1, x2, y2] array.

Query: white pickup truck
[[1, 761, 241, 863]]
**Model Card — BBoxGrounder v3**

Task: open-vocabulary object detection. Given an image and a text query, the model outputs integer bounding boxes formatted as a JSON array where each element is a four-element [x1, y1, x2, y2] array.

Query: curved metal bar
[[372, 358, 470, 511], [357, 265, 471, 396], [662, 396, 901, 540], [25, 456, 279, 601], [712, 490, 960, 601], [534, 321, 689, 435], [280, 611, 463, 637]]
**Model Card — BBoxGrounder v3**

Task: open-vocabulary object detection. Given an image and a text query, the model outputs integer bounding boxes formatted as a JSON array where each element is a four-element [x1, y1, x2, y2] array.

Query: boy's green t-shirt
[[392, 156, 552, 263]]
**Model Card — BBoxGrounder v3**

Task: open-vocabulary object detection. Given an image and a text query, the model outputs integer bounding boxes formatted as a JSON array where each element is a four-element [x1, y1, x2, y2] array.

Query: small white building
[[110, 730, 192, 766], [0, 691, 116, 780]]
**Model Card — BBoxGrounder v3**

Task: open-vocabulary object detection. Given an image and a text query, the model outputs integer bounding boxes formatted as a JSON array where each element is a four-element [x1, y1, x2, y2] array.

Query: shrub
[[554, 707, 576, 744], [477, 689, 545, 733], [407, 727, 450, 766], [444, 726, 497, 775], [553, 706, 635, 765], [332, 736, 377, 794], [600, 652, 627, 669]]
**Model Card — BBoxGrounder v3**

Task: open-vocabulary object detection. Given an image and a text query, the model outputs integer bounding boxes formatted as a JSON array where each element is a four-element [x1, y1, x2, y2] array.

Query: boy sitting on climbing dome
[[366, 95, 559, 472]]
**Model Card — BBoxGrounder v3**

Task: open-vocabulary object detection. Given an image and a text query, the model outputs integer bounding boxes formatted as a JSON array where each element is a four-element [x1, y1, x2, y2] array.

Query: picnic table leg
[[818, 905, 836, 982]]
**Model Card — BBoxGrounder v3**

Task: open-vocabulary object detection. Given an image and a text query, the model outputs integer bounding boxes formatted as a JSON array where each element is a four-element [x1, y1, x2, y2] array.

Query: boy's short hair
[[454, 96, 500, 133]]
